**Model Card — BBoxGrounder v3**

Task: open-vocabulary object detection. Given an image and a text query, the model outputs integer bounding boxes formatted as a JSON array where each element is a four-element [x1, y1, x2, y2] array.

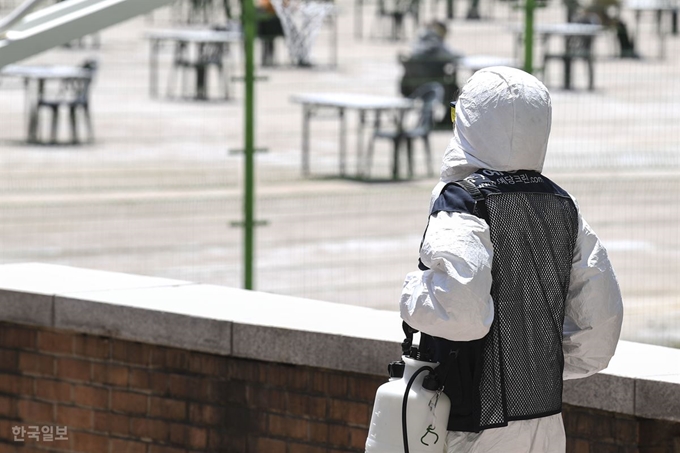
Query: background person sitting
[[256, 0, 285, 66], [408, 20, 463, 63], [573, 0, 639, 58], [399, 20, 463, 128]]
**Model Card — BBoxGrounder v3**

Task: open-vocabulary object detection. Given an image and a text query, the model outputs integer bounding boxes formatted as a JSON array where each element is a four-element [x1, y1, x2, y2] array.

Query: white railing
[[0, 0, 175, 67]]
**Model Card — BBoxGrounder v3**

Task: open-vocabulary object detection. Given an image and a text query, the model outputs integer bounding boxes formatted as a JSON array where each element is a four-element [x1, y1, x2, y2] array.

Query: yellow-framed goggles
[[450, 101, 456, 124]]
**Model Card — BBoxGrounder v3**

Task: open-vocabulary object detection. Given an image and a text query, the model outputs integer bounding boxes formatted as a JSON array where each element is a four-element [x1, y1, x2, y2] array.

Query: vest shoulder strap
[[452, 177, 489, 221], [454, 178, 485, 203]]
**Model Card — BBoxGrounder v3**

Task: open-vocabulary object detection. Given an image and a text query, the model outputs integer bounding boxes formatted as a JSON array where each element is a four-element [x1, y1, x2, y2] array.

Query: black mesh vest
[[418, 169, 579, 432]]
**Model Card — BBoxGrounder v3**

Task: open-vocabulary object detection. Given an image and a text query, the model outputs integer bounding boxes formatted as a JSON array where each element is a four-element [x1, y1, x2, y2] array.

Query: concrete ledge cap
[[0, 262, 192, 327], [0, 263, 404, 375], [0, 263, 679, 421], [0, 262, 191, 295]]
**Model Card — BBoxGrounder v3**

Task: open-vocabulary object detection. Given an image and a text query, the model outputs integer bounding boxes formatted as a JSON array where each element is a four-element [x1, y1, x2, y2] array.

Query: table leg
[[222, 44, 230, 100], [392, 136, 401, 179], [339, 107, 346, 177], [26, 78, 39, 143], [563, 56, 572, 90], [196, 65, 208, 99], [356, 109, 366, 177], [561, 35, 572, 90], [513, 32, 521, 61], [392, 109, 406, 179], [302, 105, 312, 176], [330, 12, 338, 68], [656, 10, 666, 60], [196, 44, 208, 99], [355, 0, 362, 39], [634, 11, 642, 51], [149, 39, 160, 98]]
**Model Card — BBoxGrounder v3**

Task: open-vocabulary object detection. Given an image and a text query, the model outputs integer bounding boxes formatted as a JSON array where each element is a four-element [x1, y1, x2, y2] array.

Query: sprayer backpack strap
[[454, 178, 483, 201], [452, 176, 490, 222]]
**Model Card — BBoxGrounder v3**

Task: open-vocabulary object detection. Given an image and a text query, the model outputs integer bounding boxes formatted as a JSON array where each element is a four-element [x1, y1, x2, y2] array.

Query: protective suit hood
[[439, 66, 552, 184]]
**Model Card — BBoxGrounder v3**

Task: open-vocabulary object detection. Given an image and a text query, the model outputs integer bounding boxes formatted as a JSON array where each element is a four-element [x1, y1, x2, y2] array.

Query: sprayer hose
[[402, 365, 435, 453]]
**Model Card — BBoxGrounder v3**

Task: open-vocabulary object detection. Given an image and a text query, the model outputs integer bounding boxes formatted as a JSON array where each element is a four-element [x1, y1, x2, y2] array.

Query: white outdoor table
[[510, 23, 604, 90], [0, 64, 94, 143], [624, 0, 679, 59], [290, 92, 415, 179], [455, 55, 519, 82], [144, 28, 242, 100]]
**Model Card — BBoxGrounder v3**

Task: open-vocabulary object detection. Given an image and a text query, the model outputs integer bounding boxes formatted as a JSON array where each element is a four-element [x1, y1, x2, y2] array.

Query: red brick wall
[[564, 405, 680, 453], [0, 321, 678, 453], [0, 322, 384, 453]]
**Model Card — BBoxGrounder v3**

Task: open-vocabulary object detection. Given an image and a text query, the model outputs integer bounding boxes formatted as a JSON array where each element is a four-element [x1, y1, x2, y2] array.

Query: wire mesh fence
[[0, 0, 678, 346]]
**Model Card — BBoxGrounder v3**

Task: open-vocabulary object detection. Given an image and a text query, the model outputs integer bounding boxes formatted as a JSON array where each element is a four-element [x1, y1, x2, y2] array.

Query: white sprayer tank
[[365, 356, 451, 453]]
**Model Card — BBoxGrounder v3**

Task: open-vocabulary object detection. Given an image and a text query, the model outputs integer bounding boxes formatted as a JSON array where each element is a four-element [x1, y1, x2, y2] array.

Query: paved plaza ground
[[0, 0, 679, 346]]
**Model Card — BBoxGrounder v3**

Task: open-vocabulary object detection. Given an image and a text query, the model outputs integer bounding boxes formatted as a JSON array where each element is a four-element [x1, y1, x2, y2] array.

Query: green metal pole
[[523, 0, 535, 74], [242, 0, 256, 290]]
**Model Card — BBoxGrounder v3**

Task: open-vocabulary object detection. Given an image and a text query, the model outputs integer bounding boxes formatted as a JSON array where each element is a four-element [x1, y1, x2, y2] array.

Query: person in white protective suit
[[400, 66, 624, 453]]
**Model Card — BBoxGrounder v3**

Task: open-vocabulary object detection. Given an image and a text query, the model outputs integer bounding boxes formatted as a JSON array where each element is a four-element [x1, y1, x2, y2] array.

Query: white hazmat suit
[[400, 67, 624, 452]]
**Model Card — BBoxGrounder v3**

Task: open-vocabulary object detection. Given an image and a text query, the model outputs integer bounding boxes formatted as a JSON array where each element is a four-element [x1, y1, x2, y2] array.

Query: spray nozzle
[[421, 372, 441, 391], [400, 322, 437, 362], [401, 322, 418, 356], [388, 360, 405, 378]]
